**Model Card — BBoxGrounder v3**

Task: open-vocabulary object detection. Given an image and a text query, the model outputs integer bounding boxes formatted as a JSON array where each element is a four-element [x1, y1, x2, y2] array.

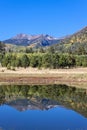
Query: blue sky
[[0, 0, 87, 40]]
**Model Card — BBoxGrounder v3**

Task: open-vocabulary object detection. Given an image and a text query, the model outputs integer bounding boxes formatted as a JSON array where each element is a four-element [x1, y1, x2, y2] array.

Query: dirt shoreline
[[0, 67, 87, 88]]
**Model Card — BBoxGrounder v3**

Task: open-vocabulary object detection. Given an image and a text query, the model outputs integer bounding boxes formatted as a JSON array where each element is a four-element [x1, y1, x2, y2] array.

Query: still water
[[0, 84, 87, 130]]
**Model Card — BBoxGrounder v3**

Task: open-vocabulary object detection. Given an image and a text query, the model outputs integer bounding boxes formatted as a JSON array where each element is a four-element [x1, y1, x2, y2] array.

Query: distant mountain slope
[[53, 26, 87, 54], [62, 26, 87, 44], [3, 33, 60, 47]]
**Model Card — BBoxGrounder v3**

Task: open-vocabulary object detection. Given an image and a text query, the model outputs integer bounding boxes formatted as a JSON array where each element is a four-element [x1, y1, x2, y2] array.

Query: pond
[[0, 84, 87, 130]]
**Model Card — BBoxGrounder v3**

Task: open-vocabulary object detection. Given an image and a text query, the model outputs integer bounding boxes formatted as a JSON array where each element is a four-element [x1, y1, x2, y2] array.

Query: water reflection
[[0, 84, 87, 130], [0, 84, 87, 117]]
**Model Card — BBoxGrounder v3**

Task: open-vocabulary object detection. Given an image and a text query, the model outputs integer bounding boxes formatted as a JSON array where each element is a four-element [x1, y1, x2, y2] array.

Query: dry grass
[[0, 67, 87, 88], [1, 67, 87, 75]]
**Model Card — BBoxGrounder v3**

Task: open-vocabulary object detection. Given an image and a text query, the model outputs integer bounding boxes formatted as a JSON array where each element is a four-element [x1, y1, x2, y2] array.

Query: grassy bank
[[0, 67, 87, 88]]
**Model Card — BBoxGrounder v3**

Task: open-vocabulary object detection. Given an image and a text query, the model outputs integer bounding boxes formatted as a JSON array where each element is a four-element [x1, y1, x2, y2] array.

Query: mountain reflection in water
[[0, 84, 87, 117]]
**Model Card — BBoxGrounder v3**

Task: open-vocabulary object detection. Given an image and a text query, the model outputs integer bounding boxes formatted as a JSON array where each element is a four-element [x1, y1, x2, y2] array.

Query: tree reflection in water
[[0, 84, 87, 117]]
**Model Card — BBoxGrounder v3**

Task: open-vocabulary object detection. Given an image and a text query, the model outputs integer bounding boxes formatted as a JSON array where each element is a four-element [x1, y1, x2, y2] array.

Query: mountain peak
[[3, 33, 59, 47], [12, 33, 32, 40]]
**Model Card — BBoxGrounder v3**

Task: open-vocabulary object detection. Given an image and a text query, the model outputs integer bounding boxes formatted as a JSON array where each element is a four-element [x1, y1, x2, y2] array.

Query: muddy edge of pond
[[0, 73, 87, 89]]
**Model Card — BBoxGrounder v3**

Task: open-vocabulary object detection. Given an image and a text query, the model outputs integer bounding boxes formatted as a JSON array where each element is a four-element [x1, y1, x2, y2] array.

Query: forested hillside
[[0, 41, 5, 53], [50, 26, 87, 54]]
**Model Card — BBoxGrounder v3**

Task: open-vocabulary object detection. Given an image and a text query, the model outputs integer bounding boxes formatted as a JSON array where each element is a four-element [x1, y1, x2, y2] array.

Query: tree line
[[0, 53, 87, 69]]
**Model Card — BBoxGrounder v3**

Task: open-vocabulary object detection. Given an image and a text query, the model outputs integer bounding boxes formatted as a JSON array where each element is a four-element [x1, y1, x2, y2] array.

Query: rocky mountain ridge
[[3, 33, 60, 47]]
